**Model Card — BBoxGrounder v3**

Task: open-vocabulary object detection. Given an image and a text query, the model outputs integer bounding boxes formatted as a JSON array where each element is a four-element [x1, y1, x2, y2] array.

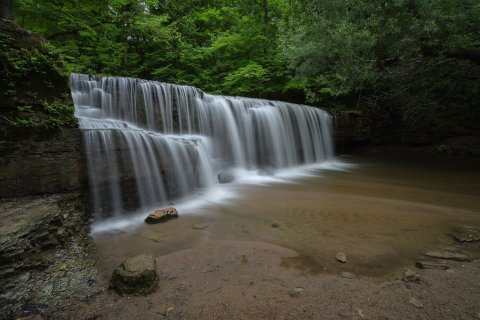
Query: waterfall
[[71, 73, 333, 219]]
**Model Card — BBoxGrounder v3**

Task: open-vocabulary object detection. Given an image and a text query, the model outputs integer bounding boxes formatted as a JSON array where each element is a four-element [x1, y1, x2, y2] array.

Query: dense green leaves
[[11, 0, 480, 145]]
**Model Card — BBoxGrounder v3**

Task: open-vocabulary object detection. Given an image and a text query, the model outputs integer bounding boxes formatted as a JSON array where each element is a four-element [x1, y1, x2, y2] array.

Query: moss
[[0, 22, 76, 137]]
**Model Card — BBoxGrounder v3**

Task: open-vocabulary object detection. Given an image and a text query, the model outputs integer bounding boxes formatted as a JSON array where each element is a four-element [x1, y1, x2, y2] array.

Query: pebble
[[290, 287, 304, 298], [408, 297, 424, 308], [336, 252, 347, 263], [341, 272, 355, 279]]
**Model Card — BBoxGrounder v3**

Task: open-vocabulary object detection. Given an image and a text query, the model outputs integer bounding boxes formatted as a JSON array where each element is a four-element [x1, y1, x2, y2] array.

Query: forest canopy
[[9, 0, 480, 145]]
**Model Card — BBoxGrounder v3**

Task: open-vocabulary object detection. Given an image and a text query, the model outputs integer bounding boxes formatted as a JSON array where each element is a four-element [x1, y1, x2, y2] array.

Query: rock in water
[[289, 287, 304, 297], [145, 207, 178, 224], [450, 227, 480, 243], [336, 252, 347, 263], [341, 272, 355, 279], [415, 261, 449, 270], [110, 253, 158, 295], [193, 223, 209, 230], [424, 250, 470, 262], [217, 169, 235, 184]]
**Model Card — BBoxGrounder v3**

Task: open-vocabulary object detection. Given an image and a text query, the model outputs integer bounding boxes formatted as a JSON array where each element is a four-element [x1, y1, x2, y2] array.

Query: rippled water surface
[[93, 153, 480, 277]]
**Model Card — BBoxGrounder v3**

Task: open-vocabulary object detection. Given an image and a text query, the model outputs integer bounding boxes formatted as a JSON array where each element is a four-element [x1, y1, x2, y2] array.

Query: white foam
[[91, 159, 353, 235]]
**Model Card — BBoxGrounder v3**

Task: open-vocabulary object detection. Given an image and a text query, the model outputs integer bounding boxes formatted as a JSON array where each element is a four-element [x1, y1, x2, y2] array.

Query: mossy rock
[[110, 253, 159, 295]]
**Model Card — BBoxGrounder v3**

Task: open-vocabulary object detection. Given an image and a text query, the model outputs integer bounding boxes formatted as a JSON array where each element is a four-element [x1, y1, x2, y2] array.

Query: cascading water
[[71, 73, 334, 221]]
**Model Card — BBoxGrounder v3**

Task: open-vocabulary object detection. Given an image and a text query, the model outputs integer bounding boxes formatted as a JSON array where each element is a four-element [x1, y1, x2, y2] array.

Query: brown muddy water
[[93, 153, 480, 279]]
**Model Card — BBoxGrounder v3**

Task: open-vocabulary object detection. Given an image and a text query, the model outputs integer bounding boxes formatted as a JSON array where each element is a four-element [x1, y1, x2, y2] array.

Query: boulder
[[145, 207, 178, 224], [217, 169, 235, 183], [110, 253, 158, 295]]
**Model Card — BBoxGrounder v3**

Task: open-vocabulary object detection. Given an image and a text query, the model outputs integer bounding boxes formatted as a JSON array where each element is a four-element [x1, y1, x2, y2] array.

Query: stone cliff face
[[0, 21, 99, 320], [0, 128, 84, 198], [0, 20, 84, 198]]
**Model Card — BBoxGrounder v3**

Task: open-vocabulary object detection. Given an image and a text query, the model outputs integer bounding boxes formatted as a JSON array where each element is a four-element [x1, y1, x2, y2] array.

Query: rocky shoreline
[[0, 194, 104, 320]]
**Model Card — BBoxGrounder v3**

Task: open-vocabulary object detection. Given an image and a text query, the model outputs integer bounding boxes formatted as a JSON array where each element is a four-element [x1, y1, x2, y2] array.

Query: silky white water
[[71, 73, 334, 223]]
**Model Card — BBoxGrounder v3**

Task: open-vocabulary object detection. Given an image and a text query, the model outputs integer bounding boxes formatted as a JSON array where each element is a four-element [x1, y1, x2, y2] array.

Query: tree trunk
[[0, 0, 13, 21], [263, 0, 269, 55]]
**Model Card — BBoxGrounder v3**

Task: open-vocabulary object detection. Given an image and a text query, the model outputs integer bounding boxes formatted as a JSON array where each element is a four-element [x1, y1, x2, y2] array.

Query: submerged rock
[[110, 253, 158, 295], [145, 207, 178, 224], [450, 227, 480, 243], [217, 169, 235, 184], [341, 272, 355, 279], [258, 166, 275, 176], [193, 223, 209, 230], [415, 261, 449, 270], [424, 250, 470, 262], [336, 252, 347, 263]]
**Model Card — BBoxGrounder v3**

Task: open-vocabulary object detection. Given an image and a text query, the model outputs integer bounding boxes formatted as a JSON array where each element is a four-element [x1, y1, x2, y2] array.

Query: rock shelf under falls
[[71, 73, 334, 219]]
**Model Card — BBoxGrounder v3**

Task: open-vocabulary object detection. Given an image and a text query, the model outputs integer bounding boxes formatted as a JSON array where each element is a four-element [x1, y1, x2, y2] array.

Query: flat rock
[[110, 253, 159, 295], [408, 297, 424, 308], [139, 231, 163, 242], [145, 207, 178, 224], [289, 287, 304, 298], [336, 252, 347, 263], [415, 261, 449, 270], [193, 223, 209, 230], [450, 227, 480, 243], [341, 272, 355, 279], [424, 250, 470, 262]]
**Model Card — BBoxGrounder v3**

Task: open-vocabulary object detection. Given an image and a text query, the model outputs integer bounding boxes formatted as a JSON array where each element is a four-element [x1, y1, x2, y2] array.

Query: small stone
[[424, 250, 470, 262], [336, 252, 347, 263], [408, 297, 424, 308], [145, 207, 178, 224], [271, 223, 280, 228], [341, 272, 355, 279], [193, 223, 209, 230], [415, 261, 449, 270], [403, 269, 420, 282], [110, 253, 159, 295], [290, 287, 304, 298]]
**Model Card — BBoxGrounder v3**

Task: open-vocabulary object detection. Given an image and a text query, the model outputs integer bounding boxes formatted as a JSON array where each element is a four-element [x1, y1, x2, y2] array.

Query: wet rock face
[[110, 253, 159, 295], [0, 194, 103, 319], [0, 128, 84, 198]]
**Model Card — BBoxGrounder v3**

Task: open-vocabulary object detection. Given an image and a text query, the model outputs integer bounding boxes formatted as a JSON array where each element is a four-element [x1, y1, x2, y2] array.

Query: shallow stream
[[93, 152, 480, 278]]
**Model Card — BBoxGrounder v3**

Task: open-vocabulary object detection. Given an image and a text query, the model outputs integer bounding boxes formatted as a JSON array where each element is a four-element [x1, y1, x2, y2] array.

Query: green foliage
[[8, 0, 480, 146], [43, 100, 77, 129], [224, 62, 271, 96]]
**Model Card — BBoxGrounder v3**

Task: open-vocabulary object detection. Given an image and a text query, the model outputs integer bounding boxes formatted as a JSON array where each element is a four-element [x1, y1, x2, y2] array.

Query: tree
[[1, 0, 13, 20]]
